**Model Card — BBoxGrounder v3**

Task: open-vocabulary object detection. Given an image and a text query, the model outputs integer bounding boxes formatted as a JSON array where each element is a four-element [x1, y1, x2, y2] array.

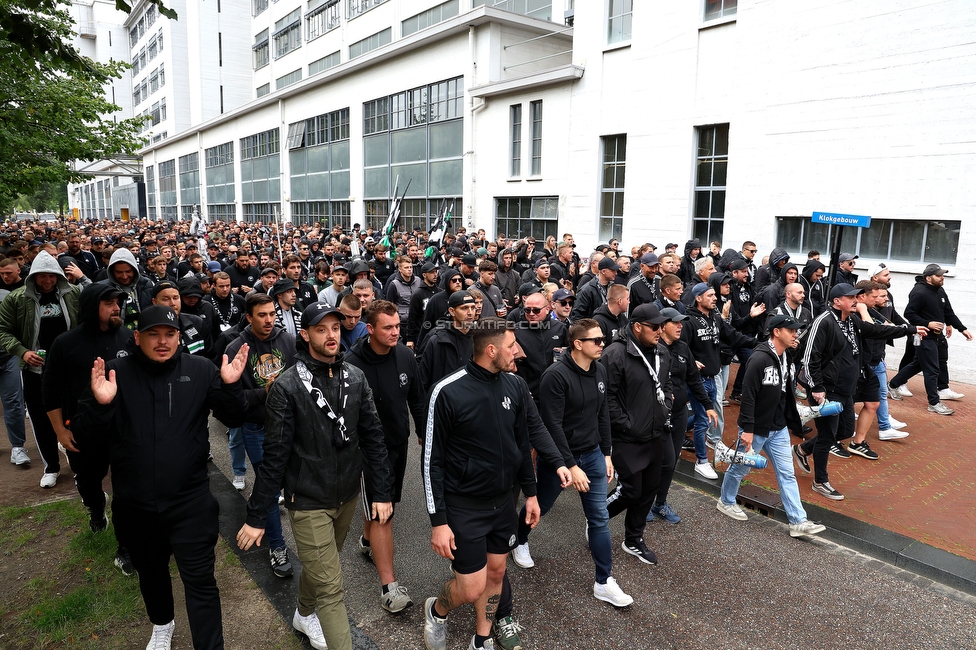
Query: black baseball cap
[[631, 303, 669, 325], [151, 280, 180, 298], [177, 277, 204, 298], [449, 290, 476, 308], [828, 283, 863, 300], [766, 313, 806, 332], [301, 303, 345, 329], [137, 305, 180, 331]]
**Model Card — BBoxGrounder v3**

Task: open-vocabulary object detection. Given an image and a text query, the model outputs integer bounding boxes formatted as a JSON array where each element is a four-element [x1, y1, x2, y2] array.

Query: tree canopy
[[0, 0, 156, 212]]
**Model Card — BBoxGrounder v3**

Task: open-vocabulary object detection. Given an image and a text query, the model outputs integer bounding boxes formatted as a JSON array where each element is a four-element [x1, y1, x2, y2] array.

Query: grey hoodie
[[103, 248, 153, 326]]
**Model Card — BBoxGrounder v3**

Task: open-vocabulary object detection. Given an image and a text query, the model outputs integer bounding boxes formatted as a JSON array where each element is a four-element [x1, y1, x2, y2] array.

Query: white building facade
[[82, 0, 976, 381]]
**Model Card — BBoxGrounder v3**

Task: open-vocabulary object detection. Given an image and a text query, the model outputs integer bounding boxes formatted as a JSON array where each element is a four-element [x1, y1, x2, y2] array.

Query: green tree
[[0, 0, 150, 212]]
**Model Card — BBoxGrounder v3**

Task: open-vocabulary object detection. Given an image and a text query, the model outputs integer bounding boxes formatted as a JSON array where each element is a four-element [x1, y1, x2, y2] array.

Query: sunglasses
[[745, 249, 757, 253], [577, 336, 605, 345], [450, 278, 462, 284], [638, 321, 662, 331], [524, 307, 547, 314], [556, 299, 574, 306]]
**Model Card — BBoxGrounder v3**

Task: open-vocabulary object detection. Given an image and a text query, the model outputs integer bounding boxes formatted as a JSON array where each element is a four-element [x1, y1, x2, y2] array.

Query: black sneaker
[[848, 441, 879, 460], [829, 443, 851, 459], [621, 539, 658, 565], [88, 492, 109, 533], [270, 547, 293, 578], [114, 548, 135, 576], [792, 444, 811, 474], [812, 481, 845, 501], [681, 437, 695, 452], [729, 393, 742, 403]]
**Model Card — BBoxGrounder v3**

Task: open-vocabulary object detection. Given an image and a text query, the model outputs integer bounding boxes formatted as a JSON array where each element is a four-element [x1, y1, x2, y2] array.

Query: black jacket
[[514, 316, 567, 400], [801, 308, 914, 395], [754, 247, 790, 294], [538, 353, 612, 465], [677, 239, 702, 285], [600, 329, 673, 444], [225, 325, 296, 425], [592, 304, 628, 347], [571, 277, 609, 321], [799, 260, 828, 316], [406, 280, 440, 345], [728, 279, 763, 337], [737, 342, 802, 437], [178, 312, 211, 358], [626, 272, 657, 315], [245, 348, 392, 527], [681, 307, 754, 377], [42, 282, 134, 427], [418, 318, 473, 392], [205, 291, 246, 331], [423, 360, 538, 526], [346, 337, 426, 447], [903, 275, 967, 332], [225, 263, 261, 291], [418, 268, 462, 346], [75, 349, 246, 512], [663, 337, 711, 409]]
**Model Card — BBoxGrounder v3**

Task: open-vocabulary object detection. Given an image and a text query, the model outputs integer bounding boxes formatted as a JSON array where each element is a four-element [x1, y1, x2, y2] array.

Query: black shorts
[[445, 503, 518, 575], [854, 371, 881, 404], [360, 443, 409, 520]]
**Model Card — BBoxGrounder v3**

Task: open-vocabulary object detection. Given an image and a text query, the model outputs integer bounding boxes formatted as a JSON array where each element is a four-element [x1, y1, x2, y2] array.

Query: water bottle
[[913, 334, 921, 347], [714, 442, 768, 469]]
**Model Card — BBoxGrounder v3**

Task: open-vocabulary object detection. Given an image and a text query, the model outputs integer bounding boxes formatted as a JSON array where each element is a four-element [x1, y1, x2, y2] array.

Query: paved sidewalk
[[705, 372, 976, 563]]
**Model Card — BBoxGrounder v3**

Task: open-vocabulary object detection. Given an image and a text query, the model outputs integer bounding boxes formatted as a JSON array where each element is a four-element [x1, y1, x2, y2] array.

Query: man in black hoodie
[[716, 315, 827, 538], [225, 292, 296, 580], [77, 306, 248, 650], [592, 284, 629, 347], [677, 239, 702, 286], [513, 291, 567, 404], [42, 283, 134, 570], [346, 301, 426, 614], [799, 259, 827, 316], [405, 262, 441, 349], [754, 247, 790, 294], [511, 318, 632, 608], [418, 267, 464, 347], [834, 253, 859, 286], [889, 264, 972, 415], [419, 290, 476, 392]]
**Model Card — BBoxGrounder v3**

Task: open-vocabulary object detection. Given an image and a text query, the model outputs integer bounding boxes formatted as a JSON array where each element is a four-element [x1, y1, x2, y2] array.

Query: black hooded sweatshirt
[[225, 325, 296, 426], [677, 239, 702, 285], [418, 317, 474, 392], [754, 247, 790, 294], [42, 283, 134, 427], [346, 337, 427, 447], [418, 268, 462, 346], [538, 352, 612, 465], [799, 259, 828, 316]]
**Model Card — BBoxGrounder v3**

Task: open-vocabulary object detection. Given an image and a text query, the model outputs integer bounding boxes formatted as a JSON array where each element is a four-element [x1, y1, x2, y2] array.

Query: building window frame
[[494, 196, 559, 241], [273, 9, 303, 59], [703, 0, 736, 22], [509, 104, 522, 177], [529, 100, 543, 176], [607, 0, 633, 45], [692, 123, 729, 245], [599, 134, 626, 242], [348, 0, 388, 20], [253, 29, 270, 69]]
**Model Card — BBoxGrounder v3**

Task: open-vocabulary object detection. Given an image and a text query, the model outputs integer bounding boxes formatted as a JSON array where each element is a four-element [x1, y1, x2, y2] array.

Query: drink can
[[36, 349, 46, 361], [913, 334, 921, 347]]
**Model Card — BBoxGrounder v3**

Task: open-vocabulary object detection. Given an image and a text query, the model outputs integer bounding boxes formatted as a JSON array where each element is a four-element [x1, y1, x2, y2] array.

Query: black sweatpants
[[22, 370, 60, 474], [112, 492, 224, 650], [607, 437, 668, 541], [656, 399, 690, 506]]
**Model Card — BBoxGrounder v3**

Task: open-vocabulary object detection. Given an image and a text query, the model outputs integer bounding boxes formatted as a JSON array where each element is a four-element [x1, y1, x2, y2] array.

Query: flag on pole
[[424, 200, 453, 260], [379, 176, 410, 256]]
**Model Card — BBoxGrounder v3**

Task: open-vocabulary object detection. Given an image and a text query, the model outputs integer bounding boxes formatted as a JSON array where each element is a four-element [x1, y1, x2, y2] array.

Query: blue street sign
[[812, 211, 871, 228]]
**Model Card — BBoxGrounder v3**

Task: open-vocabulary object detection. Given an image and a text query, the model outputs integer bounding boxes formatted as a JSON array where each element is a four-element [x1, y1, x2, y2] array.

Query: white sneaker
[[888, 417, 907, 430], [938, 388, 965, 401], [293, 609, 328, 650], [878, 429, 910, 441], [510, 542, 534, 568], [232, 475, 245, 490], [928, 402, 955, 416], [39, 472, 58, 488], [716, 500, 748, 521], [10, 447, 30, 466], [145, 620, 174, 650], [593, 576, 634, 607], [789, 520, 826, 538], [889, 383, 913, 399], [695, 461, 718, 480]]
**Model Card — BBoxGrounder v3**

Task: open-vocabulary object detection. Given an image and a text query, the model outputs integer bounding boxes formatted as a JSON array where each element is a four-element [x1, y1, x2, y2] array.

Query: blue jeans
[[517, 446, 613, 584], [690, 376, 717, 461], [0, 356, 25, 448], [709, 365, 729, 444], [872, 361, 892, 430], [720, 426, 809, 525], [241, 422, 284, 550], [228, 427, 246, 477]]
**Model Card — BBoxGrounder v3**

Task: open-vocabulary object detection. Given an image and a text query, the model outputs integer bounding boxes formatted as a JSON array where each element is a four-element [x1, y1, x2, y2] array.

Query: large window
[[241, 129, 281, 222], [704, 0, 736, 21], [529, 100, 542, 176], [607, 0, 632, 44], [205, 142, 235, 219], [473, 0, 550, 21], [402, 0, 458, 36], [307, 0, 340, 41], [158, 159, 177, 220], [253, 0, 268, 16], [495, 197, 558, 240], [775, 217, 961, 266], [145, 164, 156, 219], [274, 9, 302, 59], [362, 77, 463, 229], [276, 68, 303, 90], [600, 135, 626, 242], [348, 0, 388, 20], [693, 123, 728, 244], [253, 29, 269, 69], [179, 153, 200, 220], [510, 104, 521, 177], [289, 108, 351, 228], [349, 27, 391, 59]]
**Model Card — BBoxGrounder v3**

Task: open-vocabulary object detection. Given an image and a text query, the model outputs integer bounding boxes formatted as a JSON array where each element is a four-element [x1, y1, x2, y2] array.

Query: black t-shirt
[[37, 292, 68, 352]]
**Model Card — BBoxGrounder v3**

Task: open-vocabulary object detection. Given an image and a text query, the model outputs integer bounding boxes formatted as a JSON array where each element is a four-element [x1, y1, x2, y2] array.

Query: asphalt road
[[209, 421, 976, 650]]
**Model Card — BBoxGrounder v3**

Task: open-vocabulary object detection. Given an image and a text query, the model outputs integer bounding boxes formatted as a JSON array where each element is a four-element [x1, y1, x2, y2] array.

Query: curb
[[210, 463, 380, 650], [673, 458, 976, 597]]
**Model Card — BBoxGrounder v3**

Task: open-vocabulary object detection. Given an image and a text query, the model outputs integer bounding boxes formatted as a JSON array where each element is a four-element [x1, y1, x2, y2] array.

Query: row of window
[[132, 65, 165, 108], [128, 4, 156, 48], [508, 101, 542, 177], [131, 30, 163, 76], [603, 0, 736, 47]]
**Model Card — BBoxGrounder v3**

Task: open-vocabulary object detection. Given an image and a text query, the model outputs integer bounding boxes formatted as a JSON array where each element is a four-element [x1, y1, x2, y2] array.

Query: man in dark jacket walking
[[754, 247, 790, 294], [346, 300, 427, 614], [78, 306, 249, 650], [716, 314, 827, 538], [225, 292, 296, 580], [601, 304, 672, 567], [888, 264, 972, 414], [405, 262, 440, 349], [419, 290, 476, 392], [237, 303, 392, 650], [511, 318, 632, 607]]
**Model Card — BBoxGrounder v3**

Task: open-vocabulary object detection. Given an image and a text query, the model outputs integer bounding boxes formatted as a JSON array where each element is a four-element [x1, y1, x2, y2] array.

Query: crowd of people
[[0, 216, 967, 650]]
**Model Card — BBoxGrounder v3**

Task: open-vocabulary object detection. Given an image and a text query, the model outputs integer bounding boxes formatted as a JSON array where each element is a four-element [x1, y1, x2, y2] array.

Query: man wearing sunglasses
[[550, 288, 573, 323], [513, 292, 567, 407], [599, 303, 672, 566], [627, 252, 660, 315], [417, 268, 464, 348]]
